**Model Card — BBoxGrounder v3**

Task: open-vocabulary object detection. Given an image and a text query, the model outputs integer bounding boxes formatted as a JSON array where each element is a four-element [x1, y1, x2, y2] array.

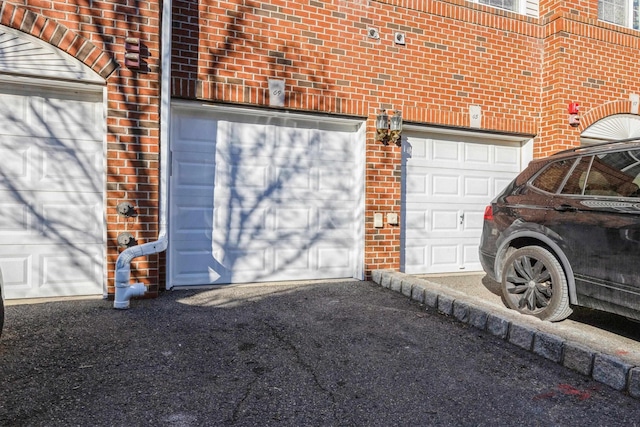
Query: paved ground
[[378, 270, 640, 396], [2, 279, 640, 426], [418, 272, 640, 365]]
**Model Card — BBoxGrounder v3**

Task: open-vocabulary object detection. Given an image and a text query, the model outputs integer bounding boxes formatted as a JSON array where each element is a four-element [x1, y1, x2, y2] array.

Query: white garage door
[[169, 106, 364, 287], [402, 132, 524, 274], [0, 82, 105, 299]]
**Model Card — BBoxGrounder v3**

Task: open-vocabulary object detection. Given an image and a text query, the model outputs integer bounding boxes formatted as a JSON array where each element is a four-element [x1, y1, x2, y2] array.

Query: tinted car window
[[531, 159, 575, 193], [561, 156, 591, 195], [585, 150, 640, 197]]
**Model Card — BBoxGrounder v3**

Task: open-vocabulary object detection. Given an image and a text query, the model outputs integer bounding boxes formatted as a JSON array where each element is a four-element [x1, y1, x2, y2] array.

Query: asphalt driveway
[[2, 280, 640, 426]]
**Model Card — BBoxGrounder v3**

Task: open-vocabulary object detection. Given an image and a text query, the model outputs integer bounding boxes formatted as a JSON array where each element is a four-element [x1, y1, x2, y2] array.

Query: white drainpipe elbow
[[114, 282, 146, 310], [113, 237, 168, 309]]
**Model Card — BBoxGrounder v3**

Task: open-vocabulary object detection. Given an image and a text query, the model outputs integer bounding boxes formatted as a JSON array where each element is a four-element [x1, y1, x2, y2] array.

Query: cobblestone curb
[[373, 269, 640, 399]]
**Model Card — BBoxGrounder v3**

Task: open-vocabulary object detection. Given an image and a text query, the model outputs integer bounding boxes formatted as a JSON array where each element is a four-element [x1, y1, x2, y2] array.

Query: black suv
[[480, 139, 640, 322]]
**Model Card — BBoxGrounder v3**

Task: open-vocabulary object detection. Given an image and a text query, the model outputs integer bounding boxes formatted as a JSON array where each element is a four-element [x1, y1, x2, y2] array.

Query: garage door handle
[[459, 213, 465, 224], [554, 204, 577, 212]]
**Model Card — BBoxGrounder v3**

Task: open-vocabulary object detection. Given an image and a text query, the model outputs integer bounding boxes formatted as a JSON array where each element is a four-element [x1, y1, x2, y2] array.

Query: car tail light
[[483, 205, 494, 221]]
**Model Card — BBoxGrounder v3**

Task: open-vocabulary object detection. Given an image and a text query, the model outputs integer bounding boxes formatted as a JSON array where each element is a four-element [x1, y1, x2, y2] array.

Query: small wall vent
[[368, 28, 380, 40]]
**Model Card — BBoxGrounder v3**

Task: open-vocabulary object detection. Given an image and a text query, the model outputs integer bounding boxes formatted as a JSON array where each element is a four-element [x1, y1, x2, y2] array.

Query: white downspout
[[114, 0, 172, 309]]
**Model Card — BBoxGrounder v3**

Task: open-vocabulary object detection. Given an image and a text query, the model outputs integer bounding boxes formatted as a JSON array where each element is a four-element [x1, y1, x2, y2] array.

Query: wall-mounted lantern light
[[375, 109, 402, 145]]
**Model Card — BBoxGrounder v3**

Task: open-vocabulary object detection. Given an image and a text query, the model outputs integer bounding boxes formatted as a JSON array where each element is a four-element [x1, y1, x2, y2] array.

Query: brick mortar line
[[372, 269, 640, 398]]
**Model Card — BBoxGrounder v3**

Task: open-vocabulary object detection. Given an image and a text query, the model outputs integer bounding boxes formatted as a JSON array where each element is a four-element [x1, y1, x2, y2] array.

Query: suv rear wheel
[[501, 246, 572, 322]]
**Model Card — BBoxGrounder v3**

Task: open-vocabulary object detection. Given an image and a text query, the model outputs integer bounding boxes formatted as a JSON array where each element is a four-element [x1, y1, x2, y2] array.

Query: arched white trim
[[0, 25, 104, 84], [581, 114, 640, 145]]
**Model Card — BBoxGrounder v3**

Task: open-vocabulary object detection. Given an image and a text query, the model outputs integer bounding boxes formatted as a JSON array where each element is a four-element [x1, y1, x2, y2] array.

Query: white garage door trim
[[168, 102, 365, 287], [401, 126, 532, 275]]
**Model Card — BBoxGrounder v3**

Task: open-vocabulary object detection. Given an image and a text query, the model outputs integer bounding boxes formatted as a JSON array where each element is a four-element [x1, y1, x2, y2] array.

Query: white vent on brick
[[0, 25, 103, 83], [581, 114, 640, 145]]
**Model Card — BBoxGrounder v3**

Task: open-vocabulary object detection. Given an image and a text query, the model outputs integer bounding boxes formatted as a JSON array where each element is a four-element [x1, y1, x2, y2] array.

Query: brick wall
[[0, 1, 163, 295]]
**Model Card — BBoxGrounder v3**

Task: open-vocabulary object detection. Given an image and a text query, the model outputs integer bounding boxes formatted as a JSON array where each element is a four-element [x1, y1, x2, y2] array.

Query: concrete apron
[[372, 270, 640, 399]]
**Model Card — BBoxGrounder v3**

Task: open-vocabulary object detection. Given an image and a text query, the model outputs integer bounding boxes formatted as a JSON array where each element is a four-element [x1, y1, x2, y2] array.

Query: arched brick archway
[[0, 3, 118, 79]]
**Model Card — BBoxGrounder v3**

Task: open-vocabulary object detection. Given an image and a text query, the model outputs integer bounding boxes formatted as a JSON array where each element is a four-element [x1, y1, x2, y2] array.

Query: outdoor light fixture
[[375, 109, 403, 145]]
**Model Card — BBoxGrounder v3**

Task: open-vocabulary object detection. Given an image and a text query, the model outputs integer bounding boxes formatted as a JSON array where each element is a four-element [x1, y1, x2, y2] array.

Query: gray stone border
[[372, 269, 640, 399]]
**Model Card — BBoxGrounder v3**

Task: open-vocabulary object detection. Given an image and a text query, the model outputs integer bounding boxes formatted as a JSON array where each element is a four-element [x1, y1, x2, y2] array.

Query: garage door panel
[[172, 152, 215, 198], [319, 209, 354, 231], [274, 248, 310, 271], [216, 206, 268, 231], [464, 143, 491, 163], [464, 176, 492, 198], [404, 239, 476, 274], [214, 208, 351, 241], [463, 244, 481, 266], [405, 209, 428, 231], [431, 209, 460, 231], [430, 242, 459, 270], [170, 110, 361, 286], [0, 92, 28, 131], [171, 196, 213, 231], [172, 116, 218, 153], [402, 134, 522, 274], [494, 145, 521, 170], [316, 130, 354, 156], [463, 210, 485, 232], [42, 144, 103, 190], [0, 187, 101, 237], [171, 241, 223, 284], [274, 208, 311, 230], [40, 198, 102, 242], [0, 136, 102, 192], [276, 166, 312, 190], [432, 174, 460, 196], [0, 244, 103, 298], [39, 100, 102, 141], [406, 202, 488, 233], [0, 85, 102, 141], [431, 139, 459, 162], [404, 167, 428, 195], [0, 145, 29, 180], [225, 165, 270, 189]]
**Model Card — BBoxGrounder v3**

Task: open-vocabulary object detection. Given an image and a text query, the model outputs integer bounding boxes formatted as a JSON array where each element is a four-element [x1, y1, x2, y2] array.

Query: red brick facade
[[4, 0, 640, 291]]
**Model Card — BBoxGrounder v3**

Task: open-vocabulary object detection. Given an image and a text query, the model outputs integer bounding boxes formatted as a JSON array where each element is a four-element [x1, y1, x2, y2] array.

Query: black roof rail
[[554, 136, 640, 155]]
